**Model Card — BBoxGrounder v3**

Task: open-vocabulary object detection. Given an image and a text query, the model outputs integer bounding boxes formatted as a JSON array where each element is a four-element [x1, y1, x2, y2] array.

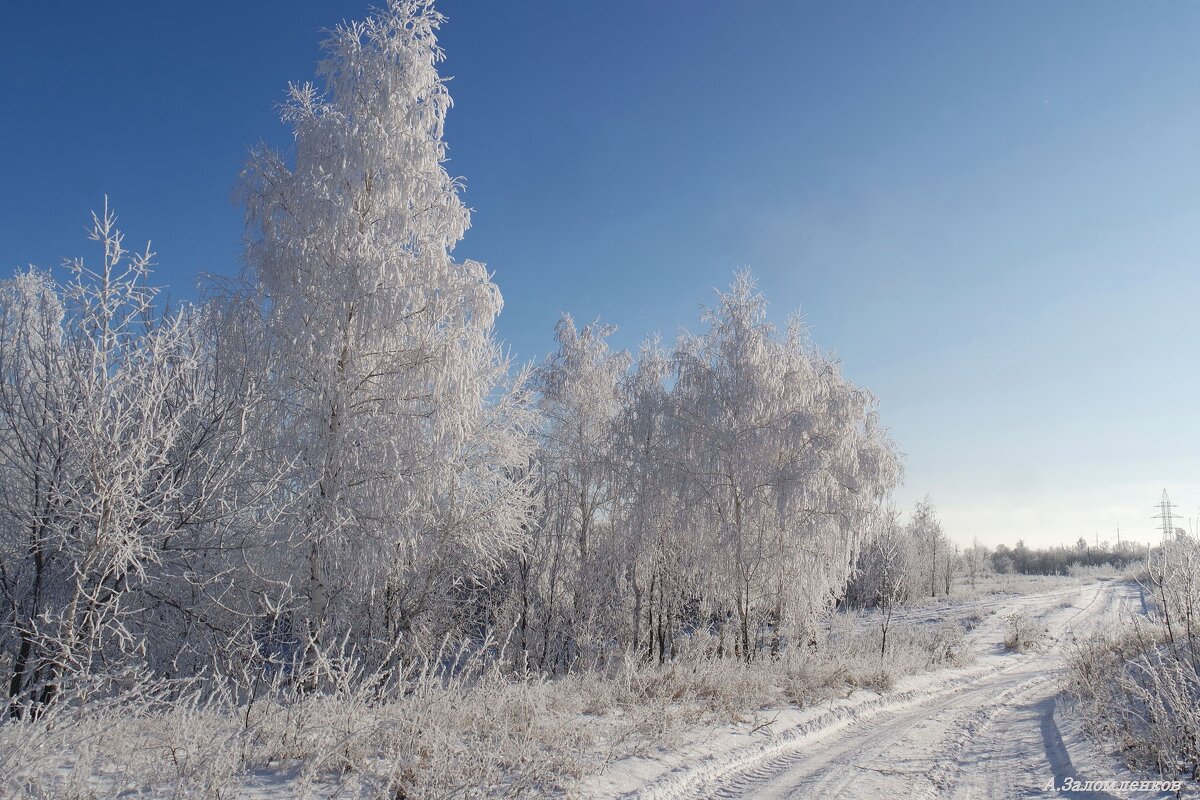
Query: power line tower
[[1153, 489, 1178, 544]]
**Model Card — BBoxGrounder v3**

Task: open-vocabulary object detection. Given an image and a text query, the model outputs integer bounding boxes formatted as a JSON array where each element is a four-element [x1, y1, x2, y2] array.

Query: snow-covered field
[[13, 576, 1168, 800], [582, 579, 1177, 799]]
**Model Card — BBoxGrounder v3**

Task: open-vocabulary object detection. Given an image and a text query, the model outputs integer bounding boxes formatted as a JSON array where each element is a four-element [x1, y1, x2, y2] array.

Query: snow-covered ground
[[581, 579, 1177, 799]]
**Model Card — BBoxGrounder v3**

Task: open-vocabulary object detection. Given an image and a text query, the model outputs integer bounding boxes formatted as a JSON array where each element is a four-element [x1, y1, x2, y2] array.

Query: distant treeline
[[991, 538, 1145, 576]]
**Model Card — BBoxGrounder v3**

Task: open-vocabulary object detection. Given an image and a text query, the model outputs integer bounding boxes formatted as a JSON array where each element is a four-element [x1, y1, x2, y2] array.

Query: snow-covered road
[[596, 580, 1162, 800]]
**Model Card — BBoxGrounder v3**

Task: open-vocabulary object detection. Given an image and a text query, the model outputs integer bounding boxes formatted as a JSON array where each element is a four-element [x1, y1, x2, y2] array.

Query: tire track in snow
[[943, 580, 1144, 800], [622, 580, 1137, 800]]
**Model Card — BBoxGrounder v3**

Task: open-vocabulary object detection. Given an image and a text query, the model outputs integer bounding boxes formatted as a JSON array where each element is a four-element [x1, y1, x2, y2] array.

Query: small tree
[[964, 537, 990, 590], [670, 272, 899, 660], [873, 513, 910, 658], [529, 315, 629, 669], [908, 497, 946, 598]]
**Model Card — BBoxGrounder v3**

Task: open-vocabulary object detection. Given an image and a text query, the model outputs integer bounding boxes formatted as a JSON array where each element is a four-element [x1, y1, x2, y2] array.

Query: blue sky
[[3, 1, 1199, 548]]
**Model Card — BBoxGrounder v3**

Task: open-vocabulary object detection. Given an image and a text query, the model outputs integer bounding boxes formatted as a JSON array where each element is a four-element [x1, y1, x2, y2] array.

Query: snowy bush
[[1065, 626, 1200, 783], [0, 608, 980, 798], [1067, 562, 1121, 580], [1002, 612, 1048, 653], [1, 652, 596, 799], [1063, 536, 1200, 786]]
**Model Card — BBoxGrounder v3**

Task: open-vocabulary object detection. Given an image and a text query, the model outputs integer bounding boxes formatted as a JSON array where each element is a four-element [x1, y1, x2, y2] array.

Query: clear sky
[[3, 2, 1199, 549]]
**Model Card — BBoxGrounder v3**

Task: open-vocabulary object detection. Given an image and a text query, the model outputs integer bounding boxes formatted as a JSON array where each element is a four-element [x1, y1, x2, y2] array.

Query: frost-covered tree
[[845, 509, 913, 611], [1148, 534, 1200, 666], [240, 0, 535, 661], [513, 273, 901, 667], [0, 269, 70, 708], [670, 272, 899, 660], [859, 512, 911, 657], [520, 316, 629, 669], [963, 537, 990, 590], [613, 339, 682, 663], [0, 207, 276, 711], [907, 497, 947, 598]]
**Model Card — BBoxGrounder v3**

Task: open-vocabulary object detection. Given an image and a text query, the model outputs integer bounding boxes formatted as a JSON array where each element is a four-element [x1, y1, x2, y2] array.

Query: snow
[[581, 580, 1177, 799], [0, 2, 1193, 798]]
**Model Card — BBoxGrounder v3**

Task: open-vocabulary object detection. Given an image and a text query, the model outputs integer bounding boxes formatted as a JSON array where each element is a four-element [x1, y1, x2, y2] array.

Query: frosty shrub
[[1067, 562, 1121, 580], [0, 611, 980, 798], [1, 647, 595, 799], [1063, 535, 1200, 785], [0, 668, 244, 799], [1064, 627, 1200, 782], [1002, 613, 1048, 653]]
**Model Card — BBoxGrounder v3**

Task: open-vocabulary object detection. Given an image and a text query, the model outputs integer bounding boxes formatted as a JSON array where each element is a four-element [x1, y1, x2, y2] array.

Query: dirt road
[[617, 580, 1155, 799]]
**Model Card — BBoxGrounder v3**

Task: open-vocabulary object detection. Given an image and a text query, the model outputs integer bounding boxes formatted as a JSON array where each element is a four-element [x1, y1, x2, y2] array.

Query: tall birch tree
[[240, 0, 535, 661]]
